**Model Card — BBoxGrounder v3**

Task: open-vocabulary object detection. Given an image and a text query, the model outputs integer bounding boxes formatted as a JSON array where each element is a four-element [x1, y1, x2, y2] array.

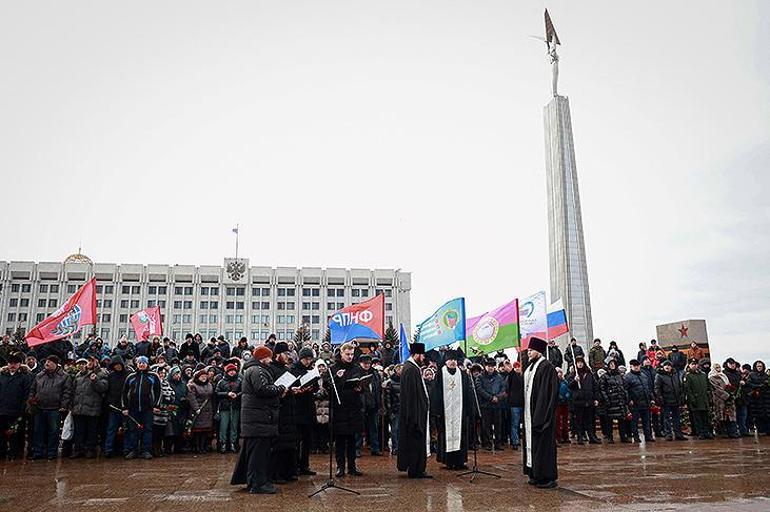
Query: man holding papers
[[327, 342, 365, 477], [291, 347, 320, 476], [267, 342, 301, 483]]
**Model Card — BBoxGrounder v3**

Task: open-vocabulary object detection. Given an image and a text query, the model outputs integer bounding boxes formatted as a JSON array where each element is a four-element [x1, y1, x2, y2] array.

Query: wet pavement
[[2, 437, 770, 511]]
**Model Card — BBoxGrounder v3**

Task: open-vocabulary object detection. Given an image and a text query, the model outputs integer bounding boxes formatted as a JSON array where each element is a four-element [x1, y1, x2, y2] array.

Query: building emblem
[[226, 260, 246, 281]]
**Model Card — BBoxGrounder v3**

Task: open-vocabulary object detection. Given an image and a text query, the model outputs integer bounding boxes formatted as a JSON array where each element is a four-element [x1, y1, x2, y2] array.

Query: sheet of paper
[[300, 367, 320, 386], [275, 371, 298, 388]]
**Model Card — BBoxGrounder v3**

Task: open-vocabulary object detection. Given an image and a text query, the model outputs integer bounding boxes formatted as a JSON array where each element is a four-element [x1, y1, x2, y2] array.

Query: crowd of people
[[0, 332, 769, 493]]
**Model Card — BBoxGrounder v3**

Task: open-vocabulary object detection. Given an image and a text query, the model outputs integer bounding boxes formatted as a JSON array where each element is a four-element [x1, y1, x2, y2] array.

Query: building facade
[[544, 94, 594, 349], [0, 254, 411, 346]]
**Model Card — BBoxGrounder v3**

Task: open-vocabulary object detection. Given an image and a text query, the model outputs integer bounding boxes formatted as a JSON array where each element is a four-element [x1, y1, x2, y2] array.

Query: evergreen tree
[[323, 328, 330, 344], [293, 324, 312, 345], [384, 321, 399, 345]]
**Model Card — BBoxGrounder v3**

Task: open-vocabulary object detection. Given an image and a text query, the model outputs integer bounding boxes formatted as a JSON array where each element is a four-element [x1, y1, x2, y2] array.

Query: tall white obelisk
[[543, 10, 594, 350]]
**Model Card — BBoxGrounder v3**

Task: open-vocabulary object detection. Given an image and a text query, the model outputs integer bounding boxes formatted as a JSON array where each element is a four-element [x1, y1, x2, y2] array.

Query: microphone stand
[[458, 369, 501, 483], [309, 365, 360, 497]]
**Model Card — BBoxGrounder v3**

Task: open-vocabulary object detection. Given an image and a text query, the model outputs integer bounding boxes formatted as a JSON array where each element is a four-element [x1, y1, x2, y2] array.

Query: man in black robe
[[396, 342, 432, 478], [521, 337, 559, 489], [430, 349, 472, 470]]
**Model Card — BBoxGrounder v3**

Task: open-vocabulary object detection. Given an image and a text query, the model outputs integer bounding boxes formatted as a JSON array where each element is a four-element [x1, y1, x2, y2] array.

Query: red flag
[[328, 294, 385, 344], [25, 278, 97, 347], [130, 306, 163, 341]]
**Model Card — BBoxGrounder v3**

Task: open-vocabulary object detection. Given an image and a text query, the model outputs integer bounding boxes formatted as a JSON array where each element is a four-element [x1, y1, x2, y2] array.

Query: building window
[[130, 300, 140, 308], [183, 314, 191, 323], [132, 286, 140, 294], [209, 315, 217, 323], [147, 300, 155, 307], [39, 284, 49, 293], [262, 302, 270, 310], [174, 286, 183, 295], [277, 302, 285, 311], [122, 285, 131, 294], [210, 301, 218, 310], [173, 301, 183, 309], [183, 301, 193, 310], [7, 313, 15, 322], [201, 287, 209, 296], [252, 302, 260, 310], [235, 314, 244, 324], [226, 315, 234, 323], [312, 302, 320, 311], [18, 313, 27, 322], [36, 313, 46, 322], [50, 284, 59, 293], [312, 315, 320, 324], [158, 286, 166, 294], [262, 288, 269, 296], [385, 303, 392, 311], [22, 284, 31, 292], [119, 314, 128, 322], [102, 299, 111, 308], [9, 298, 18, 307], [302, 315, 311, 324], [287, 302, 295, 310], [235, 302, 245, 310], [120, 300, 129, 308], [11, 284, 19, 292], [38, 298, 47, 307], [352, 289, 360, 297], [101, 313, 112, 322], [302, 302, 311, 310], [200, 302, 208, 310], [67, 285, 77, 293], [158, 300, 166, 308], [148, 286, 157, 294], [19, 298, 29, 307], [302, 289, 311, 297], [278, 289, 286, 297], [173, 314, 181, 324], [226, 301, 235, 310], [361, 289, 369, 297], [184, 287, 193, 295]]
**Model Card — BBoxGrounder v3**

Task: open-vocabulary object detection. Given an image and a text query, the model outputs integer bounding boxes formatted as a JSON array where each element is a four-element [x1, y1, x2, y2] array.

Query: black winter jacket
[[599, 370, 627, 419], [0, 365, 33, 416], [568, 368, 599, 407], [624, 370, 653, 409], [240, 359, 283, 438], [654, 368, 684, 407], [30, 368, 72, 411]]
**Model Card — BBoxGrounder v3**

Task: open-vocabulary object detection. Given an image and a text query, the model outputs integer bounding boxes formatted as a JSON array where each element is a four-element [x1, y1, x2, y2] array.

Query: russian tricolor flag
[[547, 299, 569, 339]]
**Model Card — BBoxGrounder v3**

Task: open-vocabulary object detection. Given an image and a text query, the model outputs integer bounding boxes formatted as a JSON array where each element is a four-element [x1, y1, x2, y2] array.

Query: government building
[[0, 252, 412, 345]]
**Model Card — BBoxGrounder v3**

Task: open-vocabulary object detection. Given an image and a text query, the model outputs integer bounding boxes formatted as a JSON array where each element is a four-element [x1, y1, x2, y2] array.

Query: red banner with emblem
[[25, 278, 97, 347]]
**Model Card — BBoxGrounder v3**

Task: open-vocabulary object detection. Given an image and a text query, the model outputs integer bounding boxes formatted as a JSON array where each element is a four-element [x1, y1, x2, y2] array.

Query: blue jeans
[[736, 405, 748, 435], [104, 410, 124, 454], [125, 409, 154, 454], [630, 408, 652, 439], [356, 408, 380, 453], [33, 410, 61, 458], [390, 413, 399, 453], [510, 407, 522, 446], [218, 409, 240, 447], [661, 405, 682, 437]]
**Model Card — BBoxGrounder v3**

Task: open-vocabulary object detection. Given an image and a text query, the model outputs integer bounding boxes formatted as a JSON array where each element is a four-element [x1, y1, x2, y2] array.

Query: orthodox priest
[[396, 342, 432, 479], [430, 349, 472, 470], [522, 336, 559, 489]]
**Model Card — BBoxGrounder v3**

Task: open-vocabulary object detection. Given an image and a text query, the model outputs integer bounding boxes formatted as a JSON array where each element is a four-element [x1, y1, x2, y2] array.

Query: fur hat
[[273, 342, 289, 355], [298, 347, 315, 360], [527, 337, 548, 355], [253, 346, 273, 361]]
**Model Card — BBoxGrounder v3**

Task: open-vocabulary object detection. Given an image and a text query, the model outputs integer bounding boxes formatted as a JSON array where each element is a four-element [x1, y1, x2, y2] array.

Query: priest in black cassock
[[430, 349, 473, 470], [396, 342, 432, 479], [521, 336, 559, 489]]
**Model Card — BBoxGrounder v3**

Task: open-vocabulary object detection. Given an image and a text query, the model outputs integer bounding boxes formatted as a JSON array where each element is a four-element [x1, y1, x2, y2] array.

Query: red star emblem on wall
[[678, 324, 689, 338]]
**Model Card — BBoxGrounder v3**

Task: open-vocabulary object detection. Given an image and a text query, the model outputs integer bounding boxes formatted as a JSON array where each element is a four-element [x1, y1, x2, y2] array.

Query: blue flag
[[398, 323, 410, 363], [417, 297, 466, 351]]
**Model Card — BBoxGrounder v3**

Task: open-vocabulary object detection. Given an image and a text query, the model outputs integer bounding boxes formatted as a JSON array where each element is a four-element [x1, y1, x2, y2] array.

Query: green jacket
[[683, 369, 710, 411], [588, 346, 606, 370]]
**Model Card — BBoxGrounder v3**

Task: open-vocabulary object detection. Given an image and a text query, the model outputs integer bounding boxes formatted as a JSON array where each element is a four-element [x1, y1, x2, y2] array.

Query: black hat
[[724, 357, 737, 366], [688, 358, 699, 365], [629, 359, 640, 366], [274, 341, 289, 355], [185, 333, 193, 340], [298, 347, 314, 360], [574, 354, 585, 362], [217, 335, 226, 342], [484, 357, 496, 366], [358, 354, 372, 362], [6, 352, 23, 364], [528, 337, 548, 355], [662, 360, 672, 367], [410, 343, 425, 355], [671, 345, 679, 351], [46, 355, 61, 365], [742, 364, 752, 371]]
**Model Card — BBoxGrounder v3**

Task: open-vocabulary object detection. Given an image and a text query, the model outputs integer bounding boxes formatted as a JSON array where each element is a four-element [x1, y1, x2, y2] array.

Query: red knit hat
[[253, 346, 273, 361], [224, 363, 238, 373]]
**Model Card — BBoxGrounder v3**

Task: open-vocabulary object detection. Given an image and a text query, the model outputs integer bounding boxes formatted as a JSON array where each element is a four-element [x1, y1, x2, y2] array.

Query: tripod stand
[[458, 371, 501, 483], [309, 365, 360, 497]]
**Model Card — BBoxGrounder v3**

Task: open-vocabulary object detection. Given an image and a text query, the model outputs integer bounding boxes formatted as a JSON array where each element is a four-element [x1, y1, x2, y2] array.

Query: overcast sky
[[1, 1, 768, 364]]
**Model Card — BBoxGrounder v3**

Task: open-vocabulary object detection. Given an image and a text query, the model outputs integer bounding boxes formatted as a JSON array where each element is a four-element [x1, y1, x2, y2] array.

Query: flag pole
[[234, 224, 239, 260]]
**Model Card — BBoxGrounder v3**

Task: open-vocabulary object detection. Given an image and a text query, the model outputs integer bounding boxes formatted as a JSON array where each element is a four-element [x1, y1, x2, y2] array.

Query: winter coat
[[240, 359, 283, 438], [599, 370, 627, 419], [476, 371, 506, 409], [567, 367, 599, 407], [624, 370, 653, 410], [0, 365, 33, 416], [360, 367, 382, 411], [134, 341, 152, 358], [71, 367, 108, 416], [669, 350, 687, 371], [168, 375, 189, 435], [507, 370, 524, 408], [267, 361, 298, 450], [29, 368, 72, 411], [589, 346, 607, 370], [290, 361, 317, 425], [655, 368, 684, 407], [687, 346, 706, 362], [608, 347, 626, 367], [380, 347, 395, 367], [564, 344, 585, 367], [384, 374, 402, 414], [112, 342, 136, 361], [187, 380, 214, 431], [231, 344, 252, 359], [106, 360, 129, 409], [723, 367, 744, 406], [178, 341, 201, 361], [215, 373, 243, 412], [683, 369, 710, 412], [709, 372, 736, 422], [153, 380, 176, 426], [545, 345, 563, 369], [314, 381, 330, 425], [558, 380, 571, 404], [327, 359, 364, 435], [746, 363, 770, 419], [122, 370, 162, 412], [215, 341, 231, 359]]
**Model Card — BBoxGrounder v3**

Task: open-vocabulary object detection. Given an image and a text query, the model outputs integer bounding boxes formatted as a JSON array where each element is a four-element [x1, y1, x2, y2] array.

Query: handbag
[[61, 412, 74, 441]]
